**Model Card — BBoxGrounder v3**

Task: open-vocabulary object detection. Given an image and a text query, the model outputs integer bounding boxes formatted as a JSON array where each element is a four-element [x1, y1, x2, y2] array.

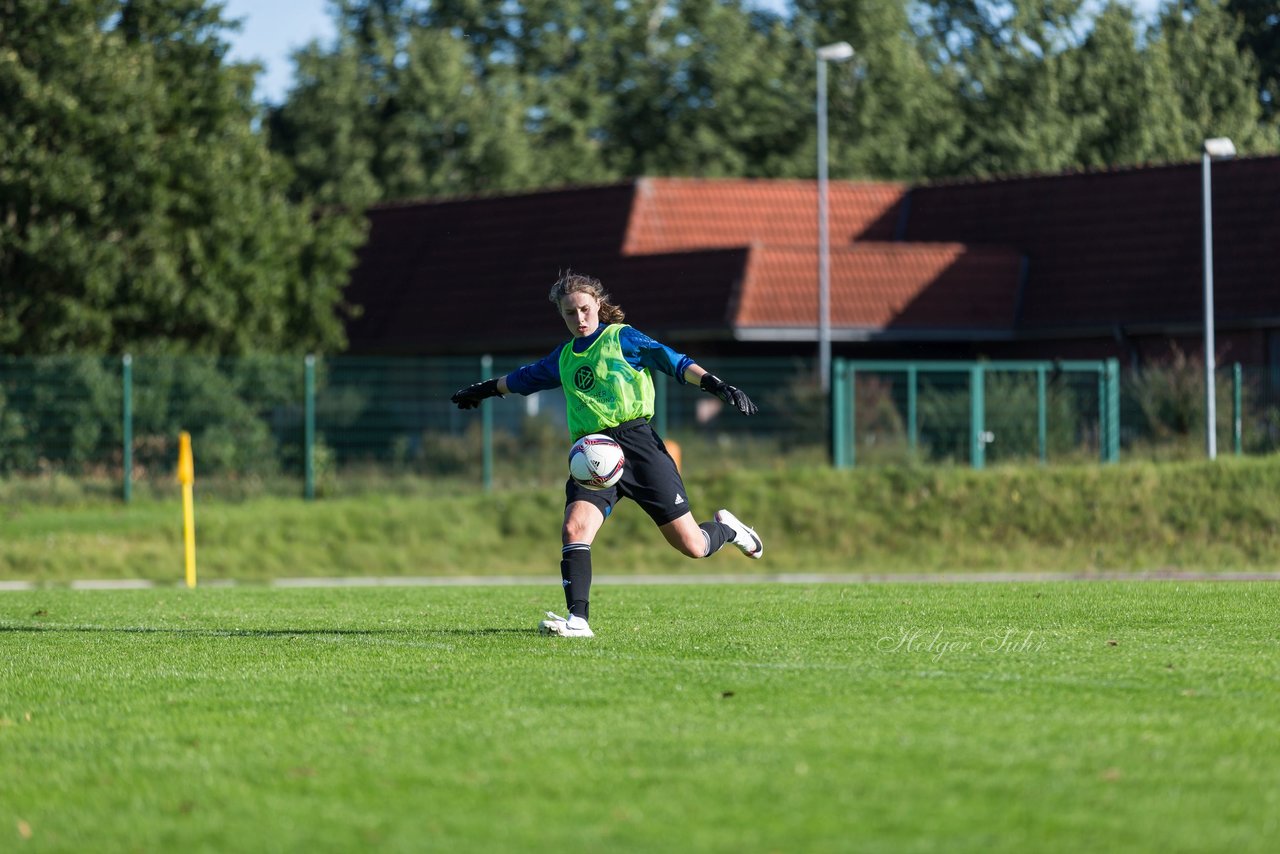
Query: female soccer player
[[450, 272, 763, 638]]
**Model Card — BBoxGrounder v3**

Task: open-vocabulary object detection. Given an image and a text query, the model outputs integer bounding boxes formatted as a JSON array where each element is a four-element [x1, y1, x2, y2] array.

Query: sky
[[221, 0, 334, 104], [221, 0, 1164, 105]]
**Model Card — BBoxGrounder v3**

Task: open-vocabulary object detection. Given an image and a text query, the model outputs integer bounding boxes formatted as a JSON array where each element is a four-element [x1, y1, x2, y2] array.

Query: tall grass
[[4, 455, 1280, 583]]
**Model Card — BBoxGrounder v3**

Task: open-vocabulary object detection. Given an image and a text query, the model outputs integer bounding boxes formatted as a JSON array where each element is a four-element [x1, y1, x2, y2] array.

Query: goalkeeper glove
[[450, 378, 502, 410], [699, 373, 758, 415]]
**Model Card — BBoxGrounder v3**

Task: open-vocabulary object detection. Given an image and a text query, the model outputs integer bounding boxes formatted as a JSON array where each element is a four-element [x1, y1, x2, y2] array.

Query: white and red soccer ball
[[568, 434, 625, 490]]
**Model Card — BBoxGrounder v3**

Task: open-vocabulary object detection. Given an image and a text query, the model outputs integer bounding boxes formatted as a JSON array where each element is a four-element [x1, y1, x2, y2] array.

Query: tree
[[609, 0, 814, 177], [1154, 0, 1278, 154], [270, 0, 544, 204], [798, 0, 966, 179], [1226, 0, 1280, 122], [1066, 2, 1187, 167], [915, 0, 1276, 174], [269, 0, 1279, 201], [0, 0, 361, 354], [916, 0, 1109, 175]]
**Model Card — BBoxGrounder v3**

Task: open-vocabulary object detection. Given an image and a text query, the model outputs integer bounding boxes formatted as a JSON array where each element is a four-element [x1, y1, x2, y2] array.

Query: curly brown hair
[[548, 271, 625, 324]]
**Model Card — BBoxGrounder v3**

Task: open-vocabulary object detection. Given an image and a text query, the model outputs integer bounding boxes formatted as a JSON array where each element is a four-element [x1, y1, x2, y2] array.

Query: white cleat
[[538, 611, 567, 634], [538, 611, 595, 638], [715, 509, 763, 559]]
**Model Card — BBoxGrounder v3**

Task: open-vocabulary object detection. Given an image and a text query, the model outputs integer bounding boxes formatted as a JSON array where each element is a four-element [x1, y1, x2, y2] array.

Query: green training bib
[[559, 324, 655, 438]]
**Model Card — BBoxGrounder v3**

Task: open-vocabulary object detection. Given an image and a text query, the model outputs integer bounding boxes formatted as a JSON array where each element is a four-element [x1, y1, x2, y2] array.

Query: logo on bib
[[573, 365, 596, 391]]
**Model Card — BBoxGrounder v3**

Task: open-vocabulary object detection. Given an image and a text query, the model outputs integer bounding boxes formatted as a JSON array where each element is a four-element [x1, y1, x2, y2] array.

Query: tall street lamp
[[1202, 136, 1235, 460], [816, 40, 854, 393]]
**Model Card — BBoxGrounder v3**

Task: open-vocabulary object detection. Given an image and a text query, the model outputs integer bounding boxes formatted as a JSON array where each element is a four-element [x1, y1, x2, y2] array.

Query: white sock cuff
[[562, 542, 591, 554]]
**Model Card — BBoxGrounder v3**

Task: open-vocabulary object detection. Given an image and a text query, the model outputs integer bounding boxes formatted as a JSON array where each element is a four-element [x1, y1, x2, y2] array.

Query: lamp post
[[816, 40, 854, 393], [1202, 136, 1235, 460]]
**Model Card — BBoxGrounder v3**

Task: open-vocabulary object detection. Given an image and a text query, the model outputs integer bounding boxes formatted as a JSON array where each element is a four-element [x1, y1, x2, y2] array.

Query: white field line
[[69, 579, 162, 590], [272, 575, 548, 587], [3, 571, 1280, 591]]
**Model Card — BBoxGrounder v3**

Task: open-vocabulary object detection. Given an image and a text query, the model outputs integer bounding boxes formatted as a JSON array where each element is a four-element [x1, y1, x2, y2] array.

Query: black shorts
[[566, 419, 691, 526]]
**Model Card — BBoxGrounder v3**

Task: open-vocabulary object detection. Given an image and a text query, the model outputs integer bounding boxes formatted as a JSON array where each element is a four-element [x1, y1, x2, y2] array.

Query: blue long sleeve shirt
[[505, 325, 695, 395]]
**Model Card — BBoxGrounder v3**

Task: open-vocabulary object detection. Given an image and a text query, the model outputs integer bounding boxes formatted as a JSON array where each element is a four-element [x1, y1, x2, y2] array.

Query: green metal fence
[[0, 354, 828, 498], [831, 359, 1123, 468], [1, 354, 1278, 499]]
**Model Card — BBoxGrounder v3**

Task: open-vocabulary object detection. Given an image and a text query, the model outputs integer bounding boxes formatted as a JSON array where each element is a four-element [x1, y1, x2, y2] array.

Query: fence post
[[1096, 364, 1108, 463], [122, 354, 133, 504], [906, 365, 918, 455], [970, 364, 985, 470], [304, 354, 316, 501], [653, 369, 668, 437], [1233, 362, 1242, 455], [1106, 358, 1120, 463], [1036, 365, 1047, 464], [831, 359, 851, 468], [847, 364, 857, 469], [830, 359, 844, 468], [481, 354, 494, 491]]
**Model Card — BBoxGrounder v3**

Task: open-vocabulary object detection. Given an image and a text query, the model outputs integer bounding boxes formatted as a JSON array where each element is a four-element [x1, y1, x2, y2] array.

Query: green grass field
[[4, 582, 1278, 852]]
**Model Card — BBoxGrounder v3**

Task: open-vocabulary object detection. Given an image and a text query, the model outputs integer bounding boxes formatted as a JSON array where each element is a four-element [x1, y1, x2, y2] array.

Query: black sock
[[561, 543, 591, 619], [698, 521, 733, 557]]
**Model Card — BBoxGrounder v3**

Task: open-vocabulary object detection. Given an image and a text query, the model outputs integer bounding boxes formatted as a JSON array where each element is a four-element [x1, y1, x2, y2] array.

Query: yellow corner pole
[[177, 431, 197, 588]]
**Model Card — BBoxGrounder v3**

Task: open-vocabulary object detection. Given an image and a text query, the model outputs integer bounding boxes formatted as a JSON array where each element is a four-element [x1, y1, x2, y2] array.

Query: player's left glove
[[699, 373, 758, 416], [450, 378, 502, 410]]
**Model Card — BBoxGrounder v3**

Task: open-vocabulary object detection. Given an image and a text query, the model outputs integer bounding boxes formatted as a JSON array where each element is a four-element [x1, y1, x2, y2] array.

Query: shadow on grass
[[0, 624, 533, 637]]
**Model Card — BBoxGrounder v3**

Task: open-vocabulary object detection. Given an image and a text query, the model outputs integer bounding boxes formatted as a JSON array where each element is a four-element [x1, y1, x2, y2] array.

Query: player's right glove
[[699, 373, 758, 415], [450, 378, 502, 410]]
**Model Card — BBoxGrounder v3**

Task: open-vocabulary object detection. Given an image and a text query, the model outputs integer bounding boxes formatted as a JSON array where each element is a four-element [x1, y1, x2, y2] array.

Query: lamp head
[[817, 42, 855, 62], [1203, 137, 1236, 160]]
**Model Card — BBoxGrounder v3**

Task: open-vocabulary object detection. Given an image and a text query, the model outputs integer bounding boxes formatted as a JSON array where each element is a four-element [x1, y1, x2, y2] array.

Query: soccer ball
[[568, 434, 625, 490]]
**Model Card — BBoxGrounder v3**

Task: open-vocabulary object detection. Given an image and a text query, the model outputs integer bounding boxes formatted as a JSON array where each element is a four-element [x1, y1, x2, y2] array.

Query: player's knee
[[563, 518, 592, 543], [676, 534, 705, 559]]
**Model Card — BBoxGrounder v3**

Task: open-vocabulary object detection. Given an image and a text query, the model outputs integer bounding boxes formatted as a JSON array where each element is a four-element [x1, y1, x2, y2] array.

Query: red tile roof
[[623, 178, 906, 253], [736, 243, 1023, 332], [346, 179, 932, 354]]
